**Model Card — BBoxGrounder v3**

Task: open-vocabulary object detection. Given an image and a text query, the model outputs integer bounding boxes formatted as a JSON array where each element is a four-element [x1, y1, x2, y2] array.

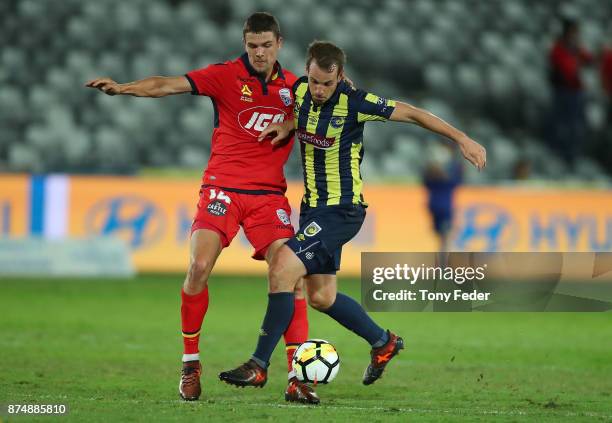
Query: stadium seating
[[1, 0, 610, 183]]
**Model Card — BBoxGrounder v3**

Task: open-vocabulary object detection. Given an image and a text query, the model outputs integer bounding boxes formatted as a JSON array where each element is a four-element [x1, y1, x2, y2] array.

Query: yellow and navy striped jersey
[[292, 77, 396, 206]]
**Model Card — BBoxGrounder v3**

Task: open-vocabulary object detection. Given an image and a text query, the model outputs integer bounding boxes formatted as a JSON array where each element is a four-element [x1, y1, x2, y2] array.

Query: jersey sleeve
[[185, 63, 229, 97], [353, 89, 396, 122], [292, 76, 308, 95]]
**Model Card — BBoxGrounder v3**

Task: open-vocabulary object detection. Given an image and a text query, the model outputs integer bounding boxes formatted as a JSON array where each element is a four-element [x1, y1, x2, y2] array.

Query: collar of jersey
[[240, 53, 286, 82]]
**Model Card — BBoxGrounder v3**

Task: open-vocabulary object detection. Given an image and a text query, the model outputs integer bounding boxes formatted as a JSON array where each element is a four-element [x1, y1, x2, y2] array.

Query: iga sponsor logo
[[238, 106, 286, 136], [296, 129, 336, 149]]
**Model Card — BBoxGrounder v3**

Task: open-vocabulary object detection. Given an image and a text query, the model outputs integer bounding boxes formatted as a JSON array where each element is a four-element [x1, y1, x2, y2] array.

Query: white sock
[[182, 353, 200, 362], [288, 369, 296, 380]]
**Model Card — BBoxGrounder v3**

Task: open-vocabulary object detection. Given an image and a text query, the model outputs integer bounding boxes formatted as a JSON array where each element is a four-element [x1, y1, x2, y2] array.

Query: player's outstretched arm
[[258, 119, 295, 145], [85, 76, 192, 98], [390, 102, 486, 170]]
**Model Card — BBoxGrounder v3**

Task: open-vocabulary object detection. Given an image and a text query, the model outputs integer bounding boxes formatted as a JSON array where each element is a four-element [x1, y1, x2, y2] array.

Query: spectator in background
[[423, 142, 463, 252], [602, 40, 612, 124], [512, 158, 532, 180], [548, 18, 593, 167], [600, 38, 612, 174]]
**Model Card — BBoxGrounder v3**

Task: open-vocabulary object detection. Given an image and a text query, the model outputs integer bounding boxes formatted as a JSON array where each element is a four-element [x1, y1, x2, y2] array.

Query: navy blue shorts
[[286, 203, 366, 275]]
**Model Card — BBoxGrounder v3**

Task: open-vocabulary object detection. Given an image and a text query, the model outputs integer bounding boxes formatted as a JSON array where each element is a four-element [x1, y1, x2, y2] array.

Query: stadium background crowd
[[1, 0, 611, 184]]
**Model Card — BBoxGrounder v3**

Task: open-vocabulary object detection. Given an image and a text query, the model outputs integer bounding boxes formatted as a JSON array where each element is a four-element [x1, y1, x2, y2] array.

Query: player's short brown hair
[[243, 12, 281, 40], [306, 41, 346, 75]]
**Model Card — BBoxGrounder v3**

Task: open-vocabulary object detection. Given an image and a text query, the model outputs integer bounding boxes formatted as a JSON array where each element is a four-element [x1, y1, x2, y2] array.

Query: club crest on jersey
[[330, 116, 344, 128], [279, 88, 292, 106], [240, 84, 253, 102], [304, 221, 322, 237], [276, 209, 291, 225]]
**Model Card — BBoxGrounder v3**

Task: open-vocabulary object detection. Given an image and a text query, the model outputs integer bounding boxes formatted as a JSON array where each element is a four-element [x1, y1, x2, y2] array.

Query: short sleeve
[[185, 63, 228, 97], [354, 89, 396, 122], [292, 76, 308, 95]]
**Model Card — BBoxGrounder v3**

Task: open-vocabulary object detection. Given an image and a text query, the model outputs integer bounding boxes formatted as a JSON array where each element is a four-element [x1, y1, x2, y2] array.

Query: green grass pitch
[[1, 274, 611, 422]]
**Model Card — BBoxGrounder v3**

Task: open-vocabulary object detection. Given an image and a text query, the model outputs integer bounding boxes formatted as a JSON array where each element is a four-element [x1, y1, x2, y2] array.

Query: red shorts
[[191, 185, 295, 260]]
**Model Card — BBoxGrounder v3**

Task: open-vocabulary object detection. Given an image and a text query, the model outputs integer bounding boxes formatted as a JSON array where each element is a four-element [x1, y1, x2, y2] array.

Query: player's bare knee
[[267, 263, 286, 292], [308, 290, 335, 311], [185, 258, 212, 290], [268, 261, 294, 293]]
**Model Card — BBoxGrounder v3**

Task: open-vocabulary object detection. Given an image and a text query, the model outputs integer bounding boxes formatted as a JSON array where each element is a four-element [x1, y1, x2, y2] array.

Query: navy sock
[[323, 293, 386, 346], [252, 292, 295, 368]]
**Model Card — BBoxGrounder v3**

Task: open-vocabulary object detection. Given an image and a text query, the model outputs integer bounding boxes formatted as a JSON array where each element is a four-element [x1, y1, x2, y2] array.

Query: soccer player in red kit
[[86, 12, 314, 403]]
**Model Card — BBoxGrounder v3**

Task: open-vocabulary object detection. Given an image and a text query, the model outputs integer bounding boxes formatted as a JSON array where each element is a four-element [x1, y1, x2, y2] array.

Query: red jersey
[[601, 48, 612, 96], [549, 40, 593, 91], [186, 54, 297, 192]]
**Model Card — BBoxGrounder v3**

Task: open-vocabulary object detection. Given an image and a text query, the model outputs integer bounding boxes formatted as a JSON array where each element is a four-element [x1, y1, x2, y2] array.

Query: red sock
[[283, 298, 308, 372], [181, 287, 209, 355]]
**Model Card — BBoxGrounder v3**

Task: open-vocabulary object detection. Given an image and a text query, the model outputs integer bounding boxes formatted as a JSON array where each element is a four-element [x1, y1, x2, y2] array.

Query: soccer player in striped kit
[[220, 41, 486, 404]]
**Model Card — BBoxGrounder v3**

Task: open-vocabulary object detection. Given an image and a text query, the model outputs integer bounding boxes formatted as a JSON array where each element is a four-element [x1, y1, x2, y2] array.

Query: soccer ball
[[292, 339, 340, 384]]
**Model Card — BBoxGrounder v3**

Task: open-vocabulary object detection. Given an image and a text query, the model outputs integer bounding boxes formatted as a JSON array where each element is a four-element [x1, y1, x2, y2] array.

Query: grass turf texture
[[1, 274, 611, 422]]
